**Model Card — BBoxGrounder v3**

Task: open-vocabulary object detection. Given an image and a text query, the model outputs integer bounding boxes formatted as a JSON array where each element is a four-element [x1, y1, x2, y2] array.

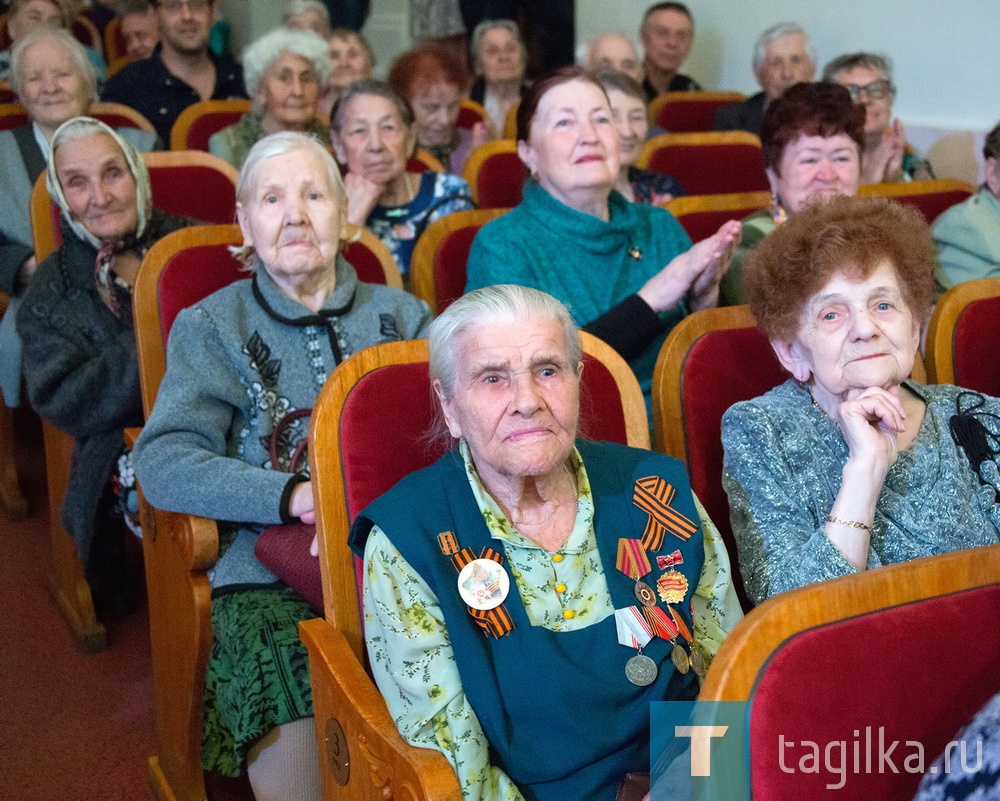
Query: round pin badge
[[457, 558, 510, 611]]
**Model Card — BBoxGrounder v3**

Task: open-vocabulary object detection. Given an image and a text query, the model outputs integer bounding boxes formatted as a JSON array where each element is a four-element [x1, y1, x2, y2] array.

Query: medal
[[456, 558, 509, 611], [656, 550, 684, 569], [671, 642, 691, 674], [689, 645, 707, 678], [656, 569, 689, 604], [634, 580, 657, 607], [625, 653, 657, 686]]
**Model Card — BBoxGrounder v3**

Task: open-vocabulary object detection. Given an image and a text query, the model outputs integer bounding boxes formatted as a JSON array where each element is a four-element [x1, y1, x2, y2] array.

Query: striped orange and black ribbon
[[632, 476, 697, 551], [440, 533, 516, 639]]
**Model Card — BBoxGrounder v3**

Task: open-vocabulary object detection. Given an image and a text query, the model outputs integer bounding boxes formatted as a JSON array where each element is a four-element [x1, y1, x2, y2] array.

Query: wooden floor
[[0, 409, 156, 801]]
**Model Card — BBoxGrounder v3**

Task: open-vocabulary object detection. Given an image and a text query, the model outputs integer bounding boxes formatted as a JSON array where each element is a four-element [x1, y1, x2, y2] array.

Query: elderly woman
[[0, 27, 156, 406], [466, 68, 739, 400], [16, 117, 194, 616], [318, 27, 375, 119], [932, 121, 1000, 291], [719, 81, 864, 306], [209, 28, 330, 169], [824, 53, 934, 186], [468, 19, 527, 133], [331, 79, 474, 278], [283, 0, 332, 37], [722, 195, 1000, 606], [134, 132, 431, 799], [597, 69, 684, 205], [351, 284, 741, 801], [388, 45, 492, 175]]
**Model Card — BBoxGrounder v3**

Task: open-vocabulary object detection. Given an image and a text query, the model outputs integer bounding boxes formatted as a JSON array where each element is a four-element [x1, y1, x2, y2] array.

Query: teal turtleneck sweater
[[466, 179, 692, 394]]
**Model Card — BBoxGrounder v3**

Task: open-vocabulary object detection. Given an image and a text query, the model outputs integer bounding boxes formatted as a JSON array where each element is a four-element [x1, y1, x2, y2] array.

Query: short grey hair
[[469, 18, 526, 69], [115, 0, 153, 18], [330, 78, 414, 132], [234, 131, 347, 270], [752, 23, 815, 70], [429, 285, 583, 399], [10, 26, 97, 102], [595, 68, 644, 104], [242, 27, 331, 114], [822, 52, 894, 84], [283, 0, 331, 32]]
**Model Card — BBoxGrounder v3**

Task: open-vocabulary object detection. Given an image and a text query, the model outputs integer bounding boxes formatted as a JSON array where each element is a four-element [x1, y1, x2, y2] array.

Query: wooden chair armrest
[[300, 618, 462, 801], [124, 426, 141, 449]]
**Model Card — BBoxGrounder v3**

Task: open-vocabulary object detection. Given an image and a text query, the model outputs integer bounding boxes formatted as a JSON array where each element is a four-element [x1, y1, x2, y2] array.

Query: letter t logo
[[675, 726, 730, 776]]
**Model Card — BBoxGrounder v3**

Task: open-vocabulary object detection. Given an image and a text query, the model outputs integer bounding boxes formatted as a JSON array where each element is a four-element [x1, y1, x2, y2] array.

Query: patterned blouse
[[363, 441, 742, 801]]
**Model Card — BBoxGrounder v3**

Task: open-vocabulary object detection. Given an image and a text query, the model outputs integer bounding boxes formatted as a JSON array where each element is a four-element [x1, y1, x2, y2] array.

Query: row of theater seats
[[4, 145, 999, 801], [0, 11, 134, 79]]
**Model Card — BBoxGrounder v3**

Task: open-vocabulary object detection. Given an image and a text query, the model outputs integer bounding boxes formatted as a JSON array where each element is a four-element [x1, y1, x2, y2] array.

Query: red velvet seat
[[926, 277, 1000, 394], [664, 191, 771, 242], [301, 332, 651, 799], [637, 131, 768, 195], [169, 99, 253, 151], [410, 208, 509, 314], [647, 90, 747, 133], [700, 544, 1000, 801], [859, 178, 976, 224], [462, 140, 527, 208], [0, 101, 29, 131]]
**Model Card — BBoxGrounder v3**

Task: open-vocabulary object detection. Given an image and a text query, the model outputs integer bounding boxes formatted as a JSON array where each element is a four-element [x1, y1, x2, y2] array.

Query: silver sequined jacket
[[722, 379, 1000, 604]]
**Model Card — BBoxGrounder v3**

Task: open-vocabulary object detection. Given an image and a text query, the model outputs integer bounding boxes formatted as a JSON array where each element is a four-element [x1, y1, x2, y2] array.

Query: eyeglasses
[[157, 0, 210, 13], [842, 80, 895, 101]]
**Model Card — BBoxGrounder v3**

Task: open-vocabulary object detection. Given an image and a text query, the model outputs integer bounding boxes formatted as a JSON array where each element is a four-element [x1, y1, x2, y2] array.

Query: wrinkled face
[[285, 9, 326, 37], [55, 132, 139, 243], [410, 80, 461, 148], [830, 65, 893, 137], [155, 0, 212, 57], [333, 93, 413, 184], [518, 79, 619, 208], [769, 133, 860, 214], [588, 34, 643, 85], [20, 39, 91, 132], [477, 26, 524, 85], [8, 0, 62, 40], [328, 32, 370, 90], [640, 8, 693, 73], [120, 10, 159, 61], [258, 51, 320, 130], [778, 263, 919, 399], [755, 32, 815, 100], [237, 147, 345, 285], [436, 315, 581, 487], [607, 88, 647, 168]]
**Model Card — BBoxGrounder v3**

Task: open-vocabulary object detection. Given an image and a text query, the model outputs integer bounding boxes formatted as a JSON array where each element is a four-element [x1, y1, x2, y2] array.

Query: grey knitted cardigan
[[134, 255, 432, 589]]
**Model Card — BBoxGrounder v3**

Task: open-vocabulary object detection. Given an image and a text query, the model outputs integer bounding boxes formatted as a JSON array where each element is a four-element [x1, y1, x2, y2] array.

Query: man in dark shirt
[[101, 0, 246, 145], [713, 23, 815, 136], [639, 2, 701, 101]]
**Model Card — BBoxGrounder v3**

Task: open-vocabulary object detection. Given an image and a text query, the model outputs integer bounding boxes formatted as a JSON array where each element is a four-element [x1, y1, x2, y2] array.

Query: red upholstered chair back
[[169, 99, 253, 151], [748, 581, 1000, 799], [638, 132, 768, 195], [144, 157, 238, 224], [0, 102, 29, 131], [859, 179, 976, 224], [341, 229, 403, 288], [649, 91, 747, 133], [0, 82, 17, 103], [457, 98, 489, 130], [433, 226, 479, 312], [665, 191, 771, 242], [157, 238, 245, 341], [462, 141, 527, 208], [926, 277, 1000, 392]]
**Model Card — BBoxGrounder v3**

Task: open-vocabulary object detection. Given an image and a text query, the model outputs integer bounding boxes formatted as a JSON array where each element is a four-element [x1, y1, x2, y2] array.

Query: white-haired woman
[[468, 18, 527, 133], [352, 284, 741, 800], [209, 27, 331, 169], [134, 131, 431, 799], [0, 27, 156, 411], [17, 117, 195, 617], [283, 0, 332, 38]]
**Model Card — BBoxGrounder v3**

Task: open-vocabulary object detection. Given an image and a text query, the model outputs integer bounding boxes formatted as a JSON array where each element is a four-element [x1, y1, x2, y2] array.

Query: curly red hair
[[387, 46, 468, 101], [745, 195, 936, 342]]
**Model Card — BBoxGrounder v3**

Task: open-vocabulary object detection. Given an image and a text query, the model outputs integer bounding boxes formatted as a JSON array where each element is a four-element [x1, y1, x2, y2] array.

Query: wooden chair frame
[[925, 276, 1000, 385], [342, 223, 404, 290], [302, 332, 649, 800], [636, 130, 762, 171], [663, 190, 771, 218], [502, 100, 519, 139], [169, 98, 253, 151], [90, 100, 157, 133], [409, 207, 509, 314], [461, 139, 521, 206], [103, 15, 126, 63], [646, 90, 746, 130], [0, 101, 29, 131], [858, 177, 976, 202]]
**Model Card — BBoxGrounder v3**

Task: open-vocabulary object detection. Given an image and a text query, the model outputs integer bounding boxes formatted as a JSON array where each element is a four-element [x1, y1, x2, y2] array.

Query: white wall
[[578, 0, 1000, 183]]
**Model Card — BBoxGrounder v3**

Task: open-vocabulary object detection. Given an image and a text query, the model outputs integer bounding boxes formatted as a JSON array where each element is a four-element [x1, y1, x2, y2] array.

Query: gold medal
[[671, 642, 690, 674], [634, 579, 657, 607], [689, 645, 707, 678], [657, 569, 688, 604]]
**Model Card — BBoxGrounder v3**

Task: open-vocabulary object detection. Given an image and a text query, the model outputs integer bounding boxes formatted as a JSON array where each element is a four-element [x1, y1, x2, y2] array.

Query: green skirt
[[201, 586, 315, 776]]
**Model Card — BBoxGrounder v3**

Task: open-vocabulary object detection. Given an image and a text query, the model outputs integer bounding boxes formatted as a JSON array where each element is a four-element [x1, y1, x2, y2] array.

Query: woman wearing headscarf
[[17, 116, 197, 616]]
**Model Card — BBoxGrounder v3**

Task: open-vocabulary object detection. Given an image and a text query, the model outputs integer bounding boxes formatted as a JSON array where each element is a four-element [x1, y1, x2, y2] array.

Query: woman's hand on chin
[[836, 385, 906, 477], [343, 171, 386, 226]]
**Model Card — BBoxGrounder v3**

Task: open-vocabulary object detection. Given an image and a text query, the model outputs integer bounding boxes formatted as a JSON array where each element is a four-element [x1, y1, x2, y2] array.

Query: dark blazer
[[713, 91, 768, 136]]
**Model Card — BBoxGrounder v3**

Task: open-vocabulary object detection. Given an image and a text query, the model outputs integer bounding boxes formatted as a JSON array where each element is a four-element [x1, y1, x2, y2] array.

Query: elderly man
[[639, 1, 700, 101], [585, 32, 643, 86], [714, 22, 815, 135], [102, 0, 246, 144], [117, 0, 160, 62]]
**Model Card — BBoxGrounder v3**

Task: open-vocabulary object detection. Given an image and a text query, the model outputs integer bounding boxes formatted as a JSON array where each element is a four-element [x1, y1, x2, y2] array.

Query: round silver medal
[[625, 653, 658, 686]]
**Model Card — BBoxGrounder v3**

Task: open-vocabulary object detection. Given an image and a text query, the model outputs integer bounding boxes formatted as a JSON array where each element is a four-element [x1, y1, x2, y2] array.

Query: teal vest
[[351, 440, 704, 801]]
